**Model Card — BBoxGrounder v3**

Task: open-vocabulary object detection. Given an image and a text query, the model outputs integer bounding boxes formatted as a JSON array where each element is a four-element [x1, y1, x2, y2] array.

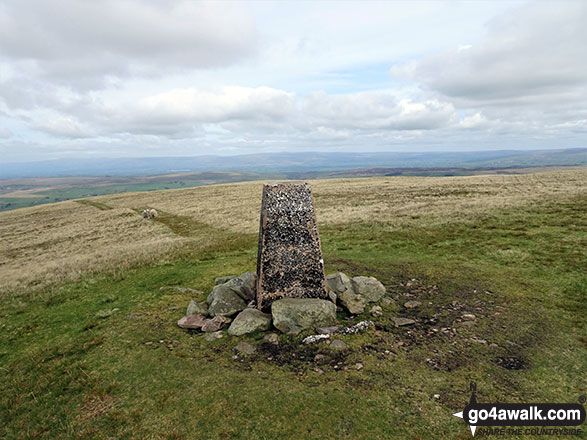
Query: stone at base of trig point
[[256, 182, 327, 311]]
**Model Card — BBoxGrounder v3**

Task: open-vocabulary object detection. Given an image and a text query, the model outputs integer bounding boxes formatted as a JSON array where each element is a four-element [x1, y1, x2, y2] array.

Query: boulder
[[214, 275, 237, 285], [201, 315, 231, 332], [228, 308, 272, 336], [329, 339, 349, 351], [239, 272, 257, 300], [351, 276, 386, 303], [325, 272, 353, 295], [222, 277, 253, 301], [233, 341, 256, 355], [327, 290, 337, 304], [209, 272, 257, 304], [271, 298, 337, 335], [325, 273, 386, 314], [404, 300, 421, 309], [204, 331, 224, 341], [177, 314, 206, 329], [186, 300, 209, 317], [338, 289, 367, 314], [392, 317, 416, 327], [207, 284, 247, 317]]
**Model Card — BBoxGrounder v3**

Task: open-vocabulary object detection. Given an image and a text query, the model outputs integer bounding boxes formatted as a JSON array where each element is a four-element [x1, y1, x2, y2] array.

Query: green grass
[[0, 196, 61, 211], [0, 183, 206, 212], [38, 182, 204, 199], [1, 195, 586, 439]]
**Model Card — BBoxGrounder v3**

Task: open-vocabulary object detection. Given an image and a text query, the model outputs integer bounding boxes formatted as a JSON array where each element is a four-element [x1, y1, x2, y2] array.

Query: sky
[[0, 0, 586, 162]]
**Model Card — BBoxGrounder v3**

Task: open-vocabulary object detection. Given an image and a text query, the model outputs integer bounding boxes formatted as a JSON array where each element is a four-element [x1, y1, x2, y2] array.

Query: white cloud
[[0, 127, 12, 139], [391, 2, 587, 103], [136, 87, 295, 124], [0, 0, 256, 87], [459, 112, 490, 129], [0, 1, 585, 162], [36, 115, 89, 138], [302, 91, 456, 130]]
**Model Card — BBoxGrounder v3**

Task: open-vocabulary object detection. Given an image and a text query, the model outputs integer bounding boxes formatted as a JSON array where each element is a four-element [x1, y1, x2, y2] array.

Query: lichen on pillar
[[256, 182, 327, 311]]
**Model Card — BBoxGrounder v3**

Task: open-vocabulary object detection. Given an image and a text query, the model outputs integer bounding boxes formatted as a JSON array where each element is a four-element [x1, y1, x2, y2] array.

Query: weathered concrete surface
[[256, 182, 327, 311]]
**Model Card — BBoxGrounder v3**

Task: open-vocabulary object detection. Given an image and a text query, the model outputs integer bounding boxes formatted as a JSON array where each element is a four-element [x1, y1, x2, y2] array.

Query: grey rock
[[223, 277, 252, 301], [201, 315, 231, 332], [462, 313, 476, 321], [316, 326, 341, 335], [302, 334, 330, 344], [228, 308, 272, 336], [264, 333, 279, 344], [351, 276, 386, 303], [177, 314, 206, 329], [214, 275, 237, 285], [328, 290, 337, 304], [209, 273, 256, 303], [338, 289, 366, 314], [204, 331, 224, 341], [239, 272, 257, 300], [325, 272, 353, 295], [207, 284, 247, 317], [233, 341, 256, 355], [271, 298, 337, 335], [404, 300, 421, 309], [370, 305, 383, 317], [381, 297, 393, 305], [329, 339, 349, 351], [392, 317, 416, 327], [470, 338, 487, 344], [186, 300, 209, 317], [355, 362, 363, 371]]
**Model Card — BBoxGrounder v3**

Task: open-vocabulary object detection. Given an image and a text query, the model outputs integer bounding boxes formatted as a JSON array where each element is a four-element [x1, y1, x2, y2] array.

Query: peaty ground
[[0, 170, 586, 439]]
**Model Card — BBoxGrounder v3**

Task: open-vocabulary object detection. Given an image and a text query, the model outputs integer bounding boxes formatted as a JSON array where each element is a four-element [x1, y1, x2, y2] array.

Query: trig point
[[256, 182, 327, 311]]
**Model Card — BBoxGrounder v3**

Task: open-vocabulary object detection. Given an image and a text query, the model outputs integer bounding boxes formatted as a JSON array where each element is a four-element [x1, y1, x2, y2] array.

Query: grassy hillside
[[0, 171, 275, 213], [1, 170, 586, 439]]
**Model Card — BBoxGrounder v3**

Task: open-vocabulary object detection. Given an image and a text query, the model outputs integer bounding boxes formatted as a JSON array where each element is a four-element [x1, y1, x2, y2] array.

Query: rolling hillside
[[1, 170, 585, 439]]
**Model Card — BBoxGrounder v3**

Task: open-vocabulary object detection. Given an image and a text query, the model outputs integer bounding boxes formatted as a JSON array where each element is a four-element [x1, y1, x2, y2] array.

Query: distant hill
[[2, 148, 585, 178]]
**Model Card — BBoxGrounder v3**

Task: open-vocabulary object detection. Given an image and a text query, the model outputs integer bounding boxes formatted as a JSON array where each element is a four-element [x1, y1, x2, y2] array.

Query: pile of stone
[[176, 271, 388, 338], [175, 182, 390, 340]]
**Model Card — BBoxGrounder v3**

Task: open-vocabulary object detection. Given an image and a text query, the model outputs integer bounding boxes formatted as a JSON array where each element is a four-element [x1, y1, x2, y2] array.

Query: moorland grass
[[0, 171, 585, 439]]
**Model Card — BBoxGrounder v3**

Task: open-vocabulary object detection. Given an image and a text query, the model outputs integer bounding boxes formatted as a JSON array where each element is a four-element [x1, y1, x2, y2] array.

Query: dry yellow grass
[[0, 201, 185, 293], [1, 169, 585, 295], [103, 169, 587, 232]]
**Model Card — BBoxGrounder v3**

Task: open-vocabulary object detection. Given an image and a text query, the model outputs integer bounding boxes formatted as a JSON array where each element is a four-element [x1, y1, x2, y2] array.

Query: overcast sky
[[0, 0, 586, 161]]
